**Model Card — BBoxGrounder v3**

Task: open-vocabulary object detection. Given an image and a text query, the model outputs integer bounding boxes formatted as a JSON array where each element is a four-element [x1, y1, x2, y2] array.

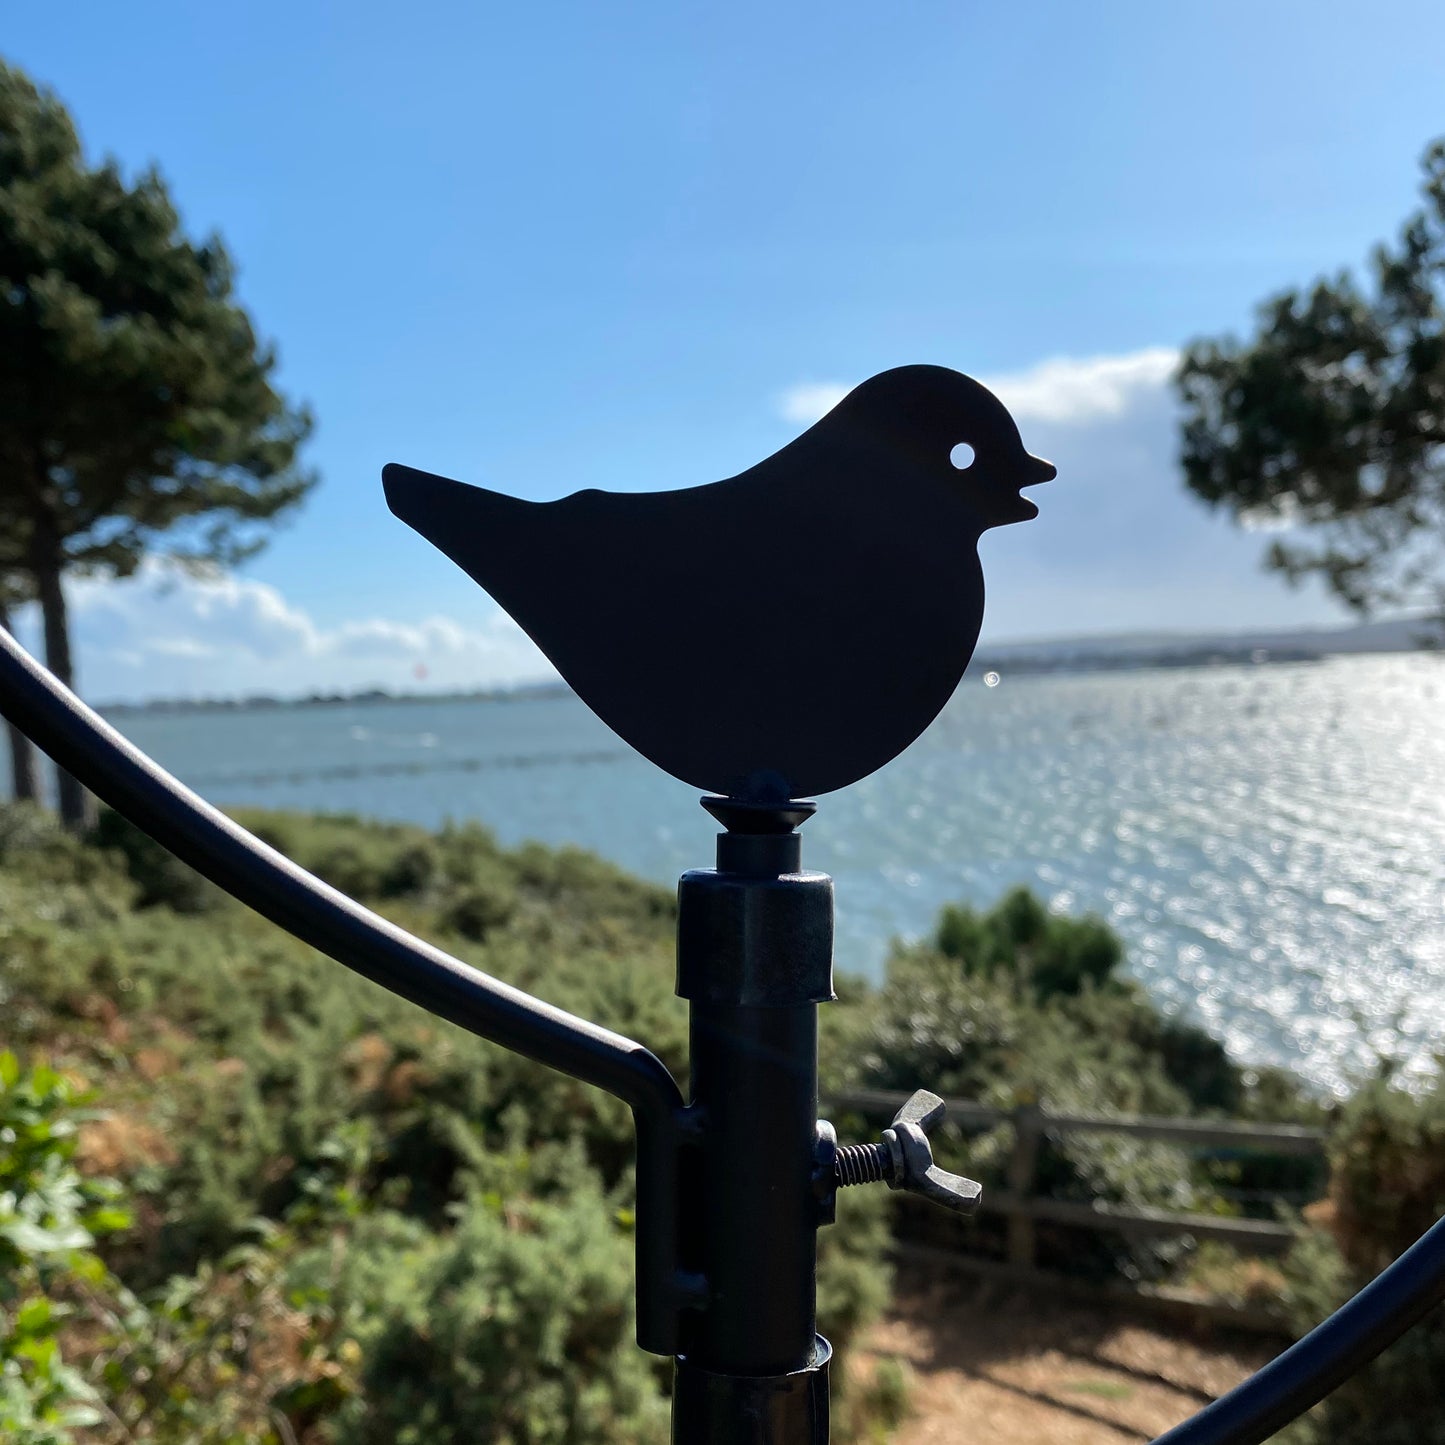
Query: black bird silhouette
[[384, 365, 1054, 802]]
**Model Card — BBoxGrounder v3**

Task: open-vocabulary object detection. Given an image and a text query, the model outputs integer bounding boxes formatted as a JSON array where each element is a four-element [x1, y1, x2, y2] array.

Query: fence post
[[1007, 1104, 1043, 1268]]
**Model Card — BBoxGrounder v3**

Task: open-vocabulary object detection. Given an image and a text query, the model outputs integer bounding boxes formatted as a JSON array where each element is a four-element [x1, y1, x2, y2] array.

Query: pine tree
[[1177, 139, 1445, 635], [0, 61, 315, 825]]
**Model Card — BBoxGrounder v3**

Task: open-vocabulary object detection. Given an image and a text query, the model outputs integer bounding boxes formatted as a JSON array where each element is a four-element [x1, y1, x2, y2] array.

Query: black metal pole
[[671, 797, 835, 1444]]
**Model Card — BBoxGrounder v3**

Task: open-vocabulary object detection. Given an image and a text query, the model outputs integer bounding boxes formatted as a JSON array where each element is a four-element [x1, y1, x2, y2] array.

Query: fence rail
[[829, 1089, 1328, 1270]]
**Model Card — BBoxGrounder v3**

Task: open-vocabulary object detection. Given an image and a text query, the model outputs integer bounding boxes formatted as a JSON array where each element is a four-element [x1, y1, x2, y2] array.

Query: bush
[[934, 886, 1122, 1001], [441, 882, 518, 941], [0, 803, 125, 891], [89, 808, 219, 914], [1277, 1064, 1445, 1445], [1326, 1066, 1445, 1278], [10, 804, 1364, 1440], [848, 888, 1319, 1281], [0, 805, 884, 1442], [0, 1051, 129, 1444], [334, 1178, 668, 1444]]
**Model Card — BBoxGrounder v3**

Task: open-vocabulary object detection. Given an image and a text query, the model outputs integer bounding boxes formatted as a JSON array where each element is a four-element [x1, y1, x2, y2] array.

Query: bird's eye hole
[[950, 442, 976, 470]]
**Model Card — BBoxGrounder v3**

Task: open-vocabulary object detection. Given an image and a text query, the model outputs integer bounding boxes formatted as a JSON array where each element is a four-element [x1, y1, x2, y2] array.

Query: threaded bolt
[[835, 1141, 894, 1187]]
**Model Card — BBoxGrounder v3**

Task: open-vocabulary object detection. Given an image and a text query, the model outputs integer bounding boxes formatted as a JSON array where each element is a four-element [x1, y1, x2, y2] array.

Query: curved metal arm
[[1151, 1212, 1445, 1444], [0, 625, 690, 1354]]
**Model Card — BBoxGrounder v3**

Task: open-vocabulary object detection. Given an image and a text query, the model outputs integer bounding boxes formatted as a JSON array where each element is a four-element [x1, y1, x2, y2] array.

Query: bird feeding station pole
[[8, 369, 1445, 1445], [385, 365, 1053, 1440]]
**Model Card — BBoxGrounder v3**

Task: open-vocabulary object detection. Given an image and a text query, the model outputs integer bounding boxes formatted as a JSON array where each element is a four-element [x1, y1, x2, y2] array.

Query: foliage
[[1177, 138, 1445, 630], [0, 58, 314, 823], [0, 800, 131, 894], [0, 59, 315, 582], [932, 885, 1123, 1001], [0, 804, 884, 1441], [847, 887, 1319, 1280], [3, 1055, 364, 1445], [0, 802, 1371, 1439], [855, 921, 1194, 1277], [334, 1173, 668, 1444], [87, 809, 220, 914], [856, 887, 1249, 1117], [0, 1051, 127, 1444], [1276, 1063, 1445, 1445]]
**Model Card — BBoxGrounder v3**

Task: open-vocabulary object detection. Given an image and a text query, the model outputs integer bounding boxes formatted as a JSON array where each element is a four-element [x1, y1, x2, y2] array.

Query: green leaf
[[79, 1207, 130, 1235], [13, 1297, 53, 1336], [0, 1220, 91, 1254], [56, 1404, 103, 1428]]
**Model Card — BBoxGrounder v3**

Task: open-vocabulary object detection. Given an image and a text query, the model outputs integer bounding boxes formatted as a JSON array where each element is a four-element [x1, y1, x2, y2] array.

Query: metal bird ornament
[[384, 364, 1054, 803]]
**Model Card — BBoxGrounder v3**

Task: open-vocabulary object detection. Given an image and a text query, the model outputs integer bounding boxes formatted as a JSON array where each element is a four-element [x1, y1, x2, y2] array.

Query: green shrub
[[0, 803, 127, 892], [88, 808, 219, 914], [13, 805, 1357, 1439], [1277, 1064, 1445, 1444], [934, 886, 1122, 1001], [1327, 1066, 1445, 1277], [0, 805, 886, 1441], [0, 1051, 129, 1444], [851, 889, 1297, 1280], [442, 881, 518, 941], [333, 1178, 668, 1444]]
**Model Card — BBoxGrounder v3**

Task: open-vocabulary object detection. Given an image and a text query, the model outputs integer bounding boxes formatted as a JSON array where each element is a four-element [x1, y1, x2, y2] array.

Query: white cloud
[[984, 347, 1180, 424], [777, 381, 851, 425], [768, 345, 1347, 642], [51, 560, 557, 701], [776, 346, 1181, 427]]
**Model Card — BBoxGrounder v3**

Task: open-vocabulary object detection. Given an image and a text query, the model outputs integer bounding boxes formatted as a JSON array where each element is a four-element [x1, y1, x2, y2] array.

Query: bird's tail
[[382, 463, 539, 591]]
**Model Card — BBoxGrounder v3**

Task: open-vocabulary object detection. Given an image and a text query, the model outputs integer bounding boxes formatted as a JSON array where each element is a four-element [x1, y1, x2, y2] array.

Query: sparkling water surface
[[109, 655, 1445, 1095]]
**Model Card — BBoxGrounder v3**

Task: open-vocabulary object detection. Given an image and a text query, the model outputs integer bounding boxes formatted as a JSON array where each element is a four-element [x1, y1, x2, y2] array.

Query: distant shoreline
[[96, 633, 1438, 717], [99, 678, 575, 717]]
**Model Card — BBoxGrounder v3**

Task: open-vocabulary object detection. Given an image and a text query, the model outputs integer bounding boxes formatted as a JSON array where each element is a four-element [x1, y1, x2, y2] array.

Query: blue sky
[[6, 2, 1445, 700]]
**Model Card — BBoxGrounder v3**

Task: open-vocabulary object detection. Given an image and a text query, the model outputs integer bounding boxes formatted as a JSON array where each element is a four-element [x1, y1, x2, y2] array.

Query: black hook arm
[[0, 625, 692, 1354]]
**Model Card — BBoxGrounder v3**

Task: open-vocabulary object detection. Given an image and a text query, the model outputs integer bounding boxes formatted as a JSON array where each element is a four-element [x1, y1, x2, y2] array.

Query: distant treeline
[[101, 679, 575, 716], [970, 644, 1323, 676], [97, 646, 1342, 718]]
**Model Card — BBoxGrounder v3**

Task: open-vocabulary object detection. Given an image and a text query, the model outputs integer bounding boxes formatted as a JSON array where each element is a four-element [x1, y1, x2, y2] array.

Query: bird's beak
[[1009, 454, 1055, 521]]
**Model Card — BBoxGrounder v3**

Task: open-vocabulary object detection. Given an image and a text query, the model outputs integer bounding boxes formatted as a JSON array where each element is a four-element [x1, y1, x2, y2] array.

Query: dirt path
[[856, 1263, 1279, 1444]]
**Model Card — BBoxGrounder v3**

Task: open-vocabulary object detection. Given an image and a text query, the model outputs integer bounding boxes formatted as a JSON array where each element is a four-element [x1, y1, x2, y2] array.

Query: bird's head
[[829, 364, 1056, 529]]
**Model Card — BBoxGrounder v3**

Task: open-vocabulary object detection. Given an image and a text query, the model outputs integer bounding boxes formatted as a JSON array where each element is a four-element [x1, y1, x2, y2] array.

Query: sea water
[[102, 654, 1445, 1095]]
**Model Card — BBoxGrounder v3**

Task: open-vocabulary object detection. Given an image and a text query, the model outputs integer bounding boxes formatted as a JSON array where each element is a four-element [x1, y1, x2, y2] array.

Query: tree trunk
[[31, 554, 95, 831], [0, 599, 42, 804]]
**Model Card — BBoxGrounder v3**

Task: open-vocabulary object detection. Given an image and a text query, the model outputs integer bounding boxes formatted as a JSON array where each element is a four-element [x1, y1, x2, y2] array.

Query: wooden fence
[[829, 1089, 1329, 1331]]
